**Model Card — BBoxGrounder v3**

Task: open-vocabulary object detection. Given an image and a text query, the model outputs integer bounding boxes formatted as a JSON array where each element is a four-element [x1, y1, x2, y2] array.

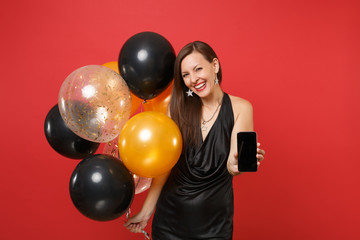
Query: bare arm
[[124, 171, 170, 233], [227, 96, 254, 175], [227, 96, 265, 175], [124, 105, 174, 233]]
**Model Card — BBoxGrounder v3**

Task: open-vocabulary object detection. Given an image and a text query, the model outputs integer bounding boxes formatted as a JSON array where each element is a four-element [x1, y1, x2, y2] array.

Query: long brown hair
[[169, 41, 222, 148]]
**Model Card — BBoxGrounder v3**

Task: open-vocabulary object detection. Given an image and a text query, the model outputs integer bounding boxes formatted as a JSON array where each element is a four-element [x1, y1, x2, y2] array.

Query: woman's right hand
[[123, 210, 152, 233], [123, 171, 170, 234]]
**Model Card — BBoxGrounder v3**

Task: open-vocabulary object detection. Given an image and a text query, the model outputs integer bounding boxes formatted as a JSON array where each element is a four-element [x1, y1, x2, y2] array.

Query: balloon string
[[126, 208, 151, 240], [139, 101, 145, 113], [139, 99, 149, 114], [141, 230, 151, 240], [126, 208, 131, 219], [135, 176, 141, 190]]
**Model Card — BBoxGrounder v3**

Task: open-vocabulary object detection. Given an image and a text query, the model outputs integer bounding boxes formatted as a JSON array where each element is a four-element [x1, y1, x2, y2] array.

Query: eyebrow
[[181, 64, 199, 74]]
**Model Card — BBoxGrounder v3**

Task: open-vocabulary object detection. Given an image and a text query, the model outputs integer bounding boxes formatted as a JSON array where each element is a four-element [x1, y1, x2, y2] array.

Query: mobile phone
[[237, 131, 257, 172]]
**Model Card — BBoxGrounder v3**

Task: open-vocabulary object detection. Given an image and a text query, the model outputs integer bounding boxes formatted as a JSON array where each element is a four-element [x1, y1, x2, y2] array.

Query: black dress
[[152, 93, 234, 240]]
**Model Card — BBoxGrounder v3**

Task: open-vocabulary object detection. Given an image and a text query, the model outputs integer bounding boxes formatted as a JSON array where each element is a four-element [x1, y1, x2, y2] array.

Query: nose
[[189, 73, 198, 84]]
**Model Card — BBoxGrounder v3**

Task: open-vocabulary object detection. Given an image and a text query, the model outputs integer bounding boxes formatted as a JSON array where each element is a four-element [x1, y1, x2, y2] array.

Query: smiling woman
[[124, 41, 265, 239], [181, 51, 220, 97], [171, 41, 225, 146]]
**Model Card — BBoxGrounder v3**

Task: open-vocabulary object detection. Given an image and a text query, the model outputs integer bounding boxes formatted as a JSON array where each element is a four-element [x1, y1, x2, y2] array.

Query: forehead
[[181, 52, 210, 70]]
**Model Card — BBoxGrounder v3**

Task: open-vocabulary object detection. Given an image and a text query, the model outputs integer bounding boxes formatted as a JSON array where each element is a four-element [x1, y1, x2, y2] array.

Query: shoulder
[[228, 94, 253, 120]]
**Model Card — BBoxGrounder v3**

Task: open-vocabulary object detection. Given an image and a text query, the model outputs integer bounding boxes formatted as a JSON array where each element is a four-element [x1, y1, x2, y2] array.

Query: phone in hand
[[237, 131, 258, 172]]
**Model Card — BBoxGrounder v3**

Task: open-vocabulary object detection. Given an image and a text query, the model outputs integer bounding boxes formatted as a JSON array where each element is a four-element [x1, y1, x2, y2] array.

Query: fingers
[[124, 213, 148, 234], [124, 222, 143, 233], [123, 219, 131, 228], [124, 217, 139, 232], [257, 142, 265, 153], [257, 151, 264, 160], [133, 224, 142, 233], [257, 148, 265, 156], [123, 216, 136, 228], [256, 142, 265, 162]]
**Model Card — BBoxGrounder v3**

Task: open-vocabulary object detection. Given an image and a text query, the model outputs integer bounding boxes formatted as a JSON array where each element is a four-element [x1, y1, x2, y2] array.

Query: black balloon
[[44, 104, 100, 159], [69, 154, 135, 221], [118, 31, 175, 100]]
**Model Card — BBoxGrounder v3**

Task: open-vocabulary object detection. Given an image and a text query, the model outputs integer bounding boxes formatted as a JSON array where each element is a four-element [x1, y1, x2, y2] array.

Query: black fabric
[[152, 93, 234, 240]]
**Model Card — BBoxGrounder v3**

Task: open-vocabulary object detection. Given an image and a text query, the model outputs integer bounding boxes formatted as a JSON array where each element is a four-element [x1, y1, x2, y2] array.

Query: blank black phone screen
[[237, 131, 257, 172]]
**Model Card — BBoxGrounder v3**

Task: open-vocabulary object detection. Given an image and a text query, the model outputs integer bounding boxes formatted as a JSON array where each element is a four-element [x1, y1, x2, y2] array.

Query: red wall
[[1, 0, 359, 239]]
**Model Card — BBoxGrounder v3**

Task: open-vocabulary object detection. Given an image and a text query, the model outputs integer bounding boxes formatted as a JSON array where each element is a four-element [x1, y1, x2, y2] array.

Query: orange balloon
[[102, 61, 142, 115], [129, 92, 142, 115], [143, 81, 173, 114], [118, 111, 182, 178]]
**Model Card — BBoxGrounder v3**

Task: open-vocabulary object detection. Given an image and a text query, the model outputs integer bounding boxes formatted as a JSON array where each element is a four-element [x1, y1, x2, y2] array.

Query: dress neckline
[[200, 93, 227, 143]]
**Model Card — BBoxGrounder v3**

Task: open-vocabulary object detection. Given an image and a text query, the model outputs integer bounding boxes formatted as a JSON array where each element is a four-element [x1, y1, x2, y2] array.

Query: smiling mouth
[[194, 82, 206, 91]]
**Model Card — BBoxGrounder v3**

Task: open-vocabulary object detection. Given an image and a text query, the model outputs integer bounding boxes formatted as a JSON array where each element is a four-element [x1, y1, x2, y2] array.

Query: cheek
[[199, 70, 211, 79], [183, 78, 191, 88]]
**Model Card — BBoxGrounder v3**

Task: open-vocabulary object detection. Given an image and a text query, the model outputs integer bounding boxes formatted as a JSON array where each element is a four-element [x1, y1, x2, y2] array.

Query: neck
[[201, 86, 224, 109]]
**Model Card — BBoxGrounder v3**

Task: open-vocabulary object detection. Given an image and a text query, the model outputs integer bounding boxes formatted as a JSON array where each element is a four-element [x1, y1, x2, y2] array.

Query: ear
[[212, 58, 220, 74]]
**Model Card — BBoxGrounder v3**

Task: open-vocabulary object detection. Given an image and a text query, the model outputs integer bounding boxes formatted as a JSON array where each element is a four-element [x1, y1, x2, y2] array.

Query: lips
[[194, 82, 206, 91]]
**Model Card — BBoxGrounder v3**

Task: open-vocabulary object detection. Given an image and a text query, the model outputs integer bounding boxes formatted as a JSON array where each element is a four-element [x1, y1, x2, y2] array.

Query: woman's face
[[181, 51, 219, 98]]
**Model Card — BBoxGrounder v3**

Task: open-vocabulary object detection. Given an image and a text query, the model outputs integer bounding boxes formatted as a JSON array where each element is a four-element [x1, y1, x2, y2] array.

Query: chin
[[195, 88, 211, 98], [194, 81, 217, 98]]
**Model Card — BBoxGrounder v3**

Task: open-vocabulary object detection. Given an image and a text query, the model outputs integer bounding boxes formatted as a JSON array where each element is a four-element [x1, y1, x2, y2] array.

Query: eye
[[182, 73, 189, 78], [196, 67, 202, 72]]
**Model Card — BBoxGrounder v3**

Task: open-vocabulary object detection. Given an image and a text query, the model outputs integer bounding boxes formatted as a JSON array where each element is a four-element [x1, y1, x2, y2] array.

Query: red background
[[1, 0, 359, 239]]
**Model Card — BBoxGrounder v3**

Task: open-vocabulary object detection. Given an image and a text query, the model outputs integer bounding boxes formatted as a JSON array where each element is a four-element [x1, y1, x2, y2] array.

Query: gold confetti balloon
[[58, 65, 131, 143]]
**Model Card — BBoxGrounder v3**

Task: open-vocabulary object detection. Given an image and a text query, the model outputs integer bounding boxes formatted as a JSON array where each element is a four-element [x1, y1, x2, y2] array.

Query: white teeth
[[195, 82, 206, 89]]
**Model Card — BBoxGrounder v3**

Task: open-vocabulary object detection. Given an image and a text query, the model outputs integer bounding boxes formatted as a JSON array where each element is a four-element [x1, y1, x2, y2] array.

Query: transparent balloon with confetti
[[58, 65, 131, 143]]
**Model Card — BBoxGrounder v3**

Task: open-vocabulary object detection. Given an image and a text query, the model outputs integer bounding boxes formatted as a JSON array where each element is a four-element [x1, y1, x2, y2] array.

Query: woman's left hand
[[256, 142, 265, 166], [228, 142, 265, 176]]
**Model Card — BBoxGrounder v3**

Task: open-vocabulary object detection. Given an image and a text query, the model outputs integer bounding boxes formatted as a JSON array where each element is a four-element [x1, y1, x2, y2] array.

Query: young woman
[[124, 41, 265, 239]]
